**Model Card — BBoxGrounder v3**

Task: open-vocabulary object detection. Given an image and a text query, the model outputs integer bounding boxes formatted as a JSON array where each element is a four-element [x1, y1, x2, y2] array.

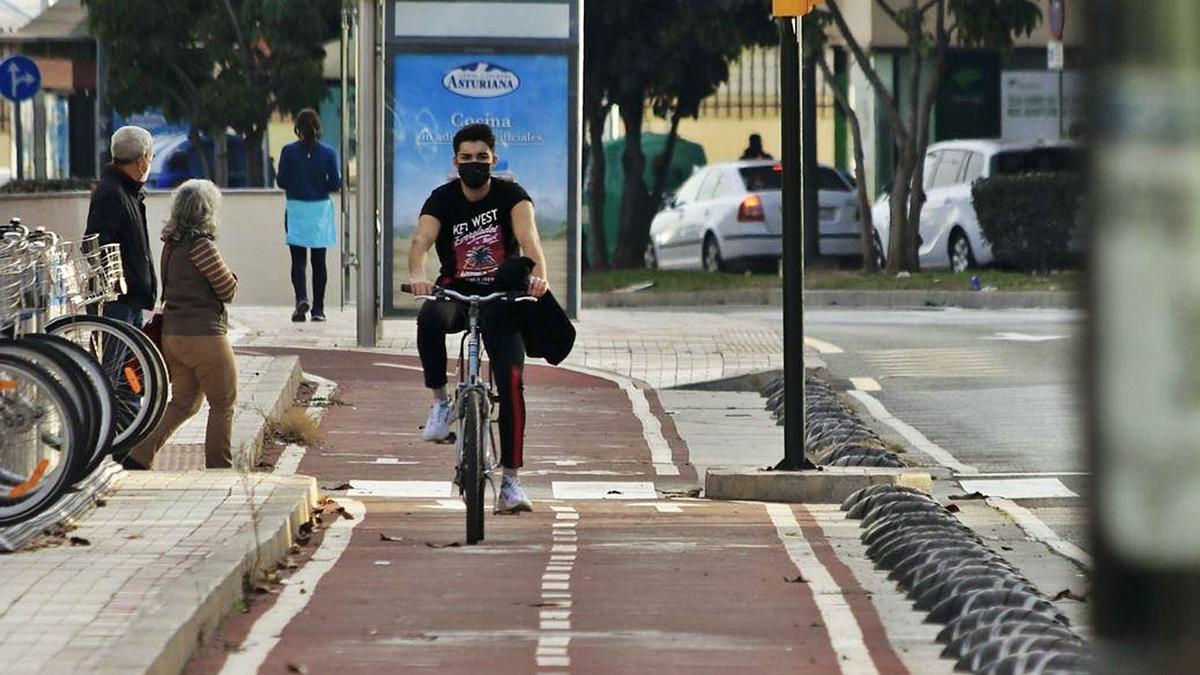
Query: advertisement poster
[[387, 52, 570, 313]]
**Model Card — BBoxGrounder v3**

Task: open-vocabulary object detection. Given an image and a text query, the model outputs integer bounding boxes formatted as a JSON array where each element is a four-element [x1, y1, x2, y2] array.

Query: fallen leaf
[[949, 491, 987, 501], [69, 536, 90, 547], [286, 663, 309, 674], [784, 574, 808, 584], [321, 482, 353, 491], [1052, 589, 1088, 602], [426, 541, 462, 549], [1001, 545, 1014, 551], [336, 506, 355, 520], [95, 498, 107, 507], [944, 503, 961, 513], [253, 584, 280, 595], [606, 490, 623, 495], [380, 533, 403, 542]]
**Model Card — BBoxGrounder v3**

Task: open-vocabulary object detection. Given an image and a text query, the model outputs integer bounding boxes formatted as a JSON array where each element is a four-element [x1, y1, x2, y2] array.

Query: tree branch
[[872, 0, 902, 28], [919, 0, 939, 16], [825, 0, 909, 147]]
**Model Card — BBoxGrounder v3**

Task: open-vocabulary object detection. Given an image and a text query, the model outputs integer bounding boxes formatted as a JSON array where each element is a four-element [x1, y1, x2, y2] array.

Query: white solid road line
[[219, 498, 366, 675], [805, 336, 845, 354], [764, 503, 878, 675], [986, 497, 1093, 568], [557, 364, 680, 476], [846, 390, 980, 475]]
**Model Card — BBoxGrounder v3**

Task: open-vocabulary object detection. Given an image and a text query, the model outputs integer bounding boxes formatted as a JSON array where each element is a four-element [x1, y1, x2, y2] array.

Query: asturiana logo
[[442, 62, 520, 99]]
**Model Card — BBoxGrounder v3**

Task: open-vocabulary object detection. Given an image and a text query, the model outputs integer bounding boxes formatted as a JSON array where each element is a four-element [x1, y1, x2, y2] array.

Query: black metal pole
[[776, 17, 813, 471], [14, 101, 23, 182]]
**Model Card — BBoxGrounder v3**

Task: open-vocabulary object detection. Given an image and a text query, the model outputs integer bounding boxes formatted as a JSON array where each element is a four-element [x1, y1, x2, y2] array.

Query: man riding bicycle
[[407, 123, 549, 514]]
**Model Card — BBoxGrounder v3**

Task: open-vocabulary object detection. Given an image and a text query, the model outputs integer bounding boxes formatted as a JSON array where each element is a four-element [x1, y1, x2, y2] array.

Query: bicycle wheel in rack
[[0, 352, 84, 526], [46, 315, 167, 458], [24, 334, 115, 476], [0, 338, 98, 483], [461, 390, 487, 545]]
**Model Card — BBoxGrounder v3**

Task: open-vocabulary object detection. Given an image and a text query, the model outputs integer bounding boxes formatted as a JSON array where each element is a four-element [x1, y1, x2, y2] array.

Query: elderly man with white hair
[[85, 125, 157, 325]]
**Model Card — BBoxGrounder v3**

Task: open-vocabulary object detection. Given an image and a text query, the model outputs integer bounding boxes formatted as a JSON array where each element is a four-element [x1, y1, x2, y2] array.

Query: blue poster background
[[389, 53, 570, 239]]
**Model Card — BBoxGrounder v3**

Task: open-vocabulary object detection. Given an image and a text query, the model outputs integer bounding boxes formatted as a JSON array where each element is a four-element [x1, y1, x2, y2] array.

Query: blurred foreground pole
[[355, 0, 382, 347], [1090, 2, 1200, 673], [774, 5, 815, 470], [340, 2, 355, 312]]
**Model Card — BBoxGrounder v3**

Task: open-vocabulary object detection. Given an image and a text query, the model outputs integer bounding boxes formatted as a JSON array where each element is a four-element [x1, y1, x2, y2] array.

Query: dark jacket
[[276, 141, 341, 202], [491, 256, 576, 366], [86, 166, 156, 309]]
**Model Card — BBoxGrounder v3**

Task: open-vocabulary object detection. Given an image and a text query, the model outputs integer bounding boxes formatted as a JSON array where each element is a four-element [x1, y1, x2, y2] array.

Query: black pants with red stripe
[[417, 299, 526, 469]]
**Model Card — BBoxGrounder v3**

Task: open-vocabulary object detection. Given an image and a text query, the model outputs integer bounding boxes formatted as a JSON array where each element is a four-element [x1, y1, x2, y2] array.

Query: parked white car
[[871, 139, 1081, 271], [646, 160, 860, 271]]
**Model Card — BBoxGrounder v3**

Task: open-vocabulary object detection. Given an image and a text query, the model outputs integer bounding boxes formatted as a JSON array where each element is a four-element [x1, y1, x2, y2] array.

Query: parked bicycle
[[402, 283, 535, 544], [0, 219, 169, 526]]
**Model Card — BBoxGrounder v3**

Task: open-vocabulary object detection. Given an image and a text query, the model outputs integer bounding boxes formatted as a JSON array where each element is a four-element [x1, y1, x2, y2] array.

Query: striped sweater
[[162, 238, 238, 336]]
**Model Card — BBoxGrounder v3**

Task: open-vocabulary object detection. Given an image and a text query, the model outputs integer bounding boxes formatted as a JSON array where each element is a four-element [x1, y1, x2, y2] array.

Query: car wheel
[[949, 229, 976, 273], [644, 242, 658, 270], [873, 229, 886, 270], [702, 233, 724, 273]]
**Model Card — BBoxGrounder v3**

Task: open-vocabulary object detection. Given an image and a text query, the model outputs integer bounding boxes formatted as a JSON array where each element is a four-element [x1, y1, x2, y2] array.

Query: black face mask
[[458, 162, 491, 189]]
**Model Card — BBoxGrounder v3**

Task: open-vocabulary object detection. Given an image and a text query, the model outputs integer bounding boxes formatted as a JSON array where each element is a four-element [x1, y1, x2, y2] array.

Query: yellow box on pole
[[773, 0, 823, 17]]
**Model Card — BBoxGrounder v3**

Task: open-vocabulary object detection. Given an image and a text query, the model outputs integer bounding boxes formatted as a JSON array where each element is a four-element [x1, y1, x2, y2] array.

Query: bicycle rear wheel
[[0, 352, 84, 526], [461, 390, 487, 545]]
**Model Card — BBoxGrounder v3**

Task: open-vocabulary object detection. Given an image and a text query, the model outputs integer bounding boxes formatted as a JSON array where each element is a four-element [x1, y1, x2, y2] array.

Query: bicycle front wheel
[[0, 352, 84, 526], [46, 315, 168, 457], [461, 390, 486, 545]]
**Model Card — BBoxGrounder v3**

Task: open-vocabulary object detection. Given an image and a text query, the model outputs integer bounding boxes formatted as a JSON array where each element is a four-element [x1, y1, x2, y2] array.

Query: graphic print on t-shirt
[[451, 207, 506, 281]]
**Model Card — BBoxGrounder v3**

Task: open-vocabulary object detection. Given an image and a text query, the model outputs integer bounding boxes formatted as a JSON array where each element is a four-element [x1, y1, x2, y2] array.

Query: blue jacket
[[276, 141, 341, 201]]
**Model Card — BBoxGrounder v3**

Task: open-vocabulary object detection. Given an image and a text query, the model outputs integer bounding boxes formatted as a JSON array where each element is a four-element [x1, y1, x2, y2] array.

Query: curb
[[96, 474, 318, 675], [582, 288, 1079, 310], [705, 467, 932, 503], [235, 354, 304, 468]]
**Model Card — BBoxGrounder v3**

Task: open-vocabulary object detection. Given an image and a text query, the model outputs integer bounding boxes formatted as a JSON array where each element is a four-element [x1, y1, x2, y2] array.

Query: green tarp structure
[[584, 132, 707, 261]]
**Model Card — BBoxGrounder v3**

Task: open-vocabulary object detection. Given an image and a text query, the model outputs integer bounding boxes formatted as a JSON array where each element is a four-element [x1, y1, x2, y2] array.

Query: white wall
[[0, 190, 357, 307]]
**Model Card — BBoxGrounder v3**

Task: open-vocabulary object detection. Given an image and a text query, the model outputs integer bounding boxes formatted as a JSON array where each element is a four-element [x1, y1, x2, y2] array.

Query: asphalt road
[[725, 306, 1090, 552]]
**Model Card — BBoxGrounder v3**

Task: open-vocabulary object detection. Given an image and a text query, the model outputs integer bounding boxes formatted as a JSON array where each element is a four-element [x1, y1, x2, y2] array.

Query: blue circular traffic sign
[[0, 55, 41, 103]]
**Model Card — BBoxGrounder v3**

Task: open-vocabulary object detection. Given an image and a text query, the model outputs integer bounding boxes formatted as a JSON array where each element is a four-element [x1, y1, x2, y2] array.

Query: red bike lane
[[186, 347, 908, 674]]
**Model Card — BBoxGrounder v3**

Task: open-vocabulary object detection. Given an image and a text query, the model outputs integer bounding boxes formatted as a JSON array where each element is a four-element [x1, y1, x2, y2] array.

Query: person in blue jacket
[[276, 109, 341, 322]]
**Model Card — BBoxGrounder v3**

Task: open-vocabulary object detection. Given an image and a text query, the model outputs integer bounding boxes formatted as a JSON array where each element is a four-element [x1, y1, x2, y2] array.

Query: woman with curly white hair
[[126, 179, 238, 470]]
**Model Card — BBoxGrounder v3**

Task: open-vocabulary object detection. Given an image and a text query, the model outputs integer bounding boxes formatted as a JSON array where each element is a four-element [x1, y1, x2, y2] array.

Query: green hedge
[[972, 173, 1083, 272], [0, 178, 96, 194]]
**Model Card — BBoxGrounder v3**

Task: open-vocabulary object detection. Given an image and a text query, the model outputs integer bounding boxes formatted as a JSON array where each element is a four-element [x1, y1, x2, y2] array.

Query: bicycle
[[0, 219, 169, 526], [402, 283, 534, 545]]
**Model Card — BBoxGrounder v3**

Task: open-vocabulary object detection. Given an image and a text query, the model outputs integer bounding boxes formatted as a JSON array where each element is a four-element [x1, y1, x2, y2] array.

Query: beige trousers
[[128, 334, 237, 469]]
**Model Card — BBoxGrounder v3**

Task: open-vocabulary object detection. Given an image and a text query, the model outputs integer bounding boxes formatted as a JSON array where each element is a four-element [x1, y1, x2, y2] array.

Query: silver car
[[646, 160, 860, 271]]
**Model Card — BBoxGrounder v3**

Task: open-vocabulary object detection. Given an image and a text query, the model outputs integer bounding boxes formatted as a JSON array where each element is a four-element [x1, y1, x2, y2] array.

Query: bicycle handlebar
[[400, 283, 536, 304]]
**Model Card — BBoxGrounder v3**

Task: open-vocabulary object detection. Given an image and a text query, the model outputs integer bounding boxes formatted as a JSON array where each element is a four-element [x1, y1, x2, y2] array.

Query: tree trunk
[[245, 127, 266, 188], [613, 98, 650, 269], [815, 53, 877, 273], [190, 127, 213, 179], [886, 158, 913, 274], [586, 102, 610, 270], [214, 131, 230, 188], [648, 111, 682, 219]]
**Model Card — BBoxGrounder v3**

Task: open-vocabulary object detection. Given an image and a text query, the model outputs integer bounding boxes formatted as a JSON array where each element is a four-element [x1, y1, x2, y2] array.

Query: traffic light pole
[[776, 16, 815, 471]]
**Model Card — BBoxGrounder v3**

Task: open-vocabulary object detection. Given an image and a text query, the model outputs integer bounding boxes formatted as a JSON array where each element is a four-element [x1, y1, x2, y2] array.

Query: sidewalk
[[0, 353, 315, 675]]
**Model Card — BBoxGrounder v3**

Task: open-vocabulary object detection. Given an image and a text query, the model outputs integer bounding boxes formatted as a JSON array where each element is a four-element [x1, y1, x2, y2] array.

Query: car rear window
[[738, 165, 851, 192], [991, 148, 1081, 175]]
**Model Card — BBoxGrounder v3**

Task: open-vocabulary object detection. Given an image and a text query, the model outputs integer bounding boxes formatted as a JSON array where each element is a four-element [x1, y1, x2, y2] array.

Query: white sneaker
[[496, 476, 533, 514], [421, 400, 453, 442]]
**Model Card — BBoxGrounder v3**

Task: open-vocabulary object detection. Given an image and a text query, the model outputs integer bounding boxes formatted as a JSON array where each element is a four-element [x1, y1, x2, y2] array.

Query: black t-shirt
[[420, 178, 533, 289]]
